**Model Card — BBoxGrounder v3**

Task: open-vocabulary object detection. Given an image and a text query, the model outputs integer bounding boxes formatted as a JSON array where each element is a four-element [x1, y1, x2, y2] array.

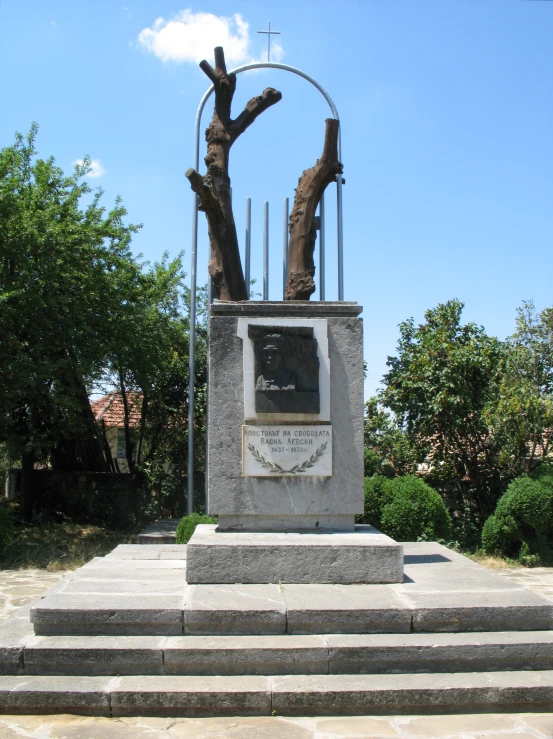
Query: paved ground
[[0, 569, 66, 624], [1, 712, 553, 739], [1, 565, 553, 738]]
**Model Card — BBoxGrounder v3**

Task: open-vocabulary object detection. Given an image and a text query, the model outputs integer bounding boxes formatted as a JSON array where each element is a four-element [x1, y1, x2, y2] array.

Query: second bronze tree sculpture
[[187, 47, 342, 302]]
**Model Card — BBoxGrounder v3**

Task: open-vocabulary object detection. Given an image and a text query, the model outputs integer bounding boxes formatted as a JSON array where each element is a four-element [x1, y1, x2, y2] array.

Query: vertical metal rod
[[187, 87, 213, 517], [245, 198, 251, 295], [187, 194, 199, 516], [336, 125, 344, 301], [282, 197, 289, 298], [263, 201, 269, 301], [319, 193, 326, 301]]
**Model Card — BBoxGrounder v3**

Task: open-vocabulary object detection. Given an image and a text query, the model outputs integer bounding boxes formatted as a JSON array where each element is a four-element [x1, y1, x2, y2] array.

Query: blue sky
[[1, 0, 552, 397]]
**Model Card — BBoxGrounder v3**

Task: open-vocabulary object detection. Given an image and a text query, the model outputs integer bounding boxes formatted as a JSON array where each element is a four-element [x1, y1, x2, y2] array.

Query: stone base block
[[186, 525, 404, 584], [217, 514, 355, 532]]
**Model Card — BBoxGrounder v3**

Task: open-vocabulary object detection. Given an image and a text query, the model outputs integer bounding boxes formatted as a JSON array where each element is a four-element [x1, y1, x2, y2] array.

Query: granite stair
[[2, 542, 553, 716]]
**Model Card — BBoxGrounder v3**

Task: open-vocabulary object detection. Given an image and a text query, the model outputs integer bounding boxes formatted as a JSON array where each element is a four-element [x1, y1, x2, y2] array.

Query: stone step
[[6, 629, 553, 677], [2, 671, 553, 716], [137, 519, 179, 545], [30, 582, 553, 636], [28, 542, 553, 636]]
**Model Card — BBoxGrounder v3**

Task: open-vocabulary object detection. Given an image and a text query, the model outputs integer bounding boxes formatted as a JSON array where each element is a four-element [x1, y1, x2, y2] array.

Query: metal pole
[[263, 202, 269, 301], [245, 198, 251, 295], [187, 87, 213, 516], [336, 125, 344, 301], [282, 197, 289, 298], [319, 194, 326, 301], [186, 194, 199, 516]]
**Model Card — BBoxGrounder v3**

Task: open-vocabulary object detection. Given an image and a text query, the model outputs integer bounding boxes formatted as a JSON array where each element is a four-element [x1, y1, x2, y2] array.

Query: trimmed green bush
[[175, 513, 217, 544], [482, 471, 553, 563], [356, 475, 452, 542]]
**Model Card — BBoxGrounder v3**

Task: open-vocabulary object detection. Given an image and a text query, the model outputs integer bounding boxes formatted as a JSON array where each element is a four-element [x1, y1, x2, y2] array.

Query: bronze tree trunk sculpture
[[285, 118, 343, 301], [185, 47, 282, 301]]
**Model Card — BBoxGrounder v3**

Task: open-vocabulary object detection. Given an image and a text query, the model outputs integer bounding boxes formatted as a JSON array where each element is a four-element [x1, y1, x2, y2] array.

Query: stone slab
[[58, 580, 184, 595], [491, 669, 553, 707], [269, 673, 503, 715], [110, 675, 271, 717], [31, 594, 184, 636], [208, 305, 364, 530], [9, 630, 553, 679], [78, 557, 186, 575], [403, 590, 553, 632], [0, 675, 113, 715], [105, 544, 185, 560], [242, 424, 333, 476], [24, 635, 165, 675], [163, 635, 328, 675], [137, 519, 179, 544], [185, 585, 286, 635], [327, 631, 553, 674], [3, 672, 553, 717], [210, 301, 363, 317], [217, 514, 355, 532], [186, 525, 404, 585], [0, 614, 34, 674], [283, 584, 412, 634], [74, 567, 186, 582]]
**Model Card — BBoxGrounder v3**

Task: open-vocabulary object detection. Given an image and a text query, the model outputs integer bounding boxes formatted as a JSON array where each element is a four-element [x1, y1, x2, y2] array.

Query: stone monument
[[184, 45, 403, 585], [3, 44, 553, 721], [186, 301, 404, 584]]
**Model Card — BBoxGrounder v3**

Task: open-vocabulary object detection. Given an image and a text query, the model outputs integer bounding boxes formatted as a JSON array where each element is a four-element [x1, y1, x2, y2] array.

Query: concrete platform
[[186, 524, 404, 584], [29, 543, 553, 636], [3, 542, 553, 717]]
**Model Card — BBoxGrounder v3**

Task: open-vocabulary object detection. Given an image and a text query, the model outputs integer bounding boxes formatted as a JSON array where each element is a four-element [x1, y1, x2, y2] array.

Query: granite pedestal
[[206, 302, 365, 534], [186, 301, 396, 585], [186, 525, 404, 584]]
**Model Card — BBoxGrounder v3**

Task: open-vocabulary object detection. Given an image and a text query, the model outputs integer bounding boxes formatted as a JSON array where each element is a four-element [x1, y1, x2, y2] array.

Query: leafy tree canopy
[[0, 125, 206, 521]]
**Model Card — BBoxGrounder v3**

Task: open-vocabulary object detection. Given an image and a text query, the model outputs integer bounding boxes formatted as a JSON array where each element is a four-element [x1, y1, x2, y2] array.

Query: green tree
[[489, 301, 553, 474], [0, 125, 145, 518], [381, 300, 505, 519], [1, 125, 208, 522], [103, 265, 208, 518], [364, 397, 418, 477]]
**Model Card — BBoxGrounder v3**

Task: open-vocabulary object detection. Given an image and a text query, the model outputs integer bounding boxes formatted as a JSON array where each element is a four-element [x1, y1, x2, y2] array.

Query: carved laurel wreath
[[247, 441, 328, 475]]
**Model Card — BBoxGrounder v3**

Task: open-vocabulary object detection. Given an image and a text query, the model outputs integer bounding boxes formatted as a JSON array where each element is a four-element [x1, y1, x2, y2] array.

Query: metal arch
[[187, 62, 344, 515]]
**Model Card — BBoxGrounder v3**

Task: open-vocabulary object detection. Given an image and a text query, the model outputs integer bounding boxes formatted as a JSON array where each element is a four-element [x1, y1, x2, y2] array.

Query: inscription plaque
[[242, 424, 332, 477]]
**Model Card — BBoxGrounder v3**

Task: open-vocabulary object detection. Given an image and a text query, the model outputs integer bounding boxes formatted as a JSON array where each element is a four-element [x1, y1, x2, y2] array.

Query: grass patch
[[0, 521, 134, 571], [468, 552, 521, 570]]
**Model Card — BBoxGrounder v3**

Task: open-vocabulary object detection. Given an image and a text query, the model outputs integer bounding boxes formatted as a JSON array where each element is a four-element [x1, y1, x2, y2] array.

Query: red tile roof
[[91, 392, 142, 429]]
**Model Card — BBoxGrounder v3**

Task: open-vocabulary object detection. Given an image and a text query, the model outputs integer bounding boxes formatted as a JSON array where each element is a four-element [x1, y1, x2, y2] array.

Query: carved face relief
[[248, 326, 320, 414]]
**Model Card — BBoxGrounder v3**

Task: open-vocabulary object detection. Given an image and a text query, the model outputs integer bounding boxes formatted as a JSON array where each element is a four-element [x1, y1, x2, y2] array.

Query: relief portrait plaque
[[248, 325, 320, 414]]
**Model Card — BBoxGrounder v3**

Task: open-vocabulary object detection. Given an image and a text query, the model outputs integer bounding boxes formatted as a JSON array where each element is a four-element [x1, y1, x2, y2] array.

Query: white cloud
[[73, 158, 106, 178], [137, 10, 283, 66]]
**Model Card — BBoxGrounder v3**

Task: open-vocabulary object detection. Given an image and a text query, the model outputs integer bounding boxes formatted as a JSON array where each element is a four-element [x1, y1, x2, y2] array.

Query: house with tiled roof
[[91, 392, 143, 473]]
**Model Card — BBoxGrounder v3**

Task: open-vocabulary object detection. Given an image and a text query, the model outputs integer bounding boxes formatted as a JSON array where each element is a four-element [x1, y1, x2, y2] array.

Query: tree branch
[[230, 88, 283, 142], [186, 46, 281, 301], [199, 60, 218, 85], [214, 46, 227, 74], [285, 118, 343, 300]]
